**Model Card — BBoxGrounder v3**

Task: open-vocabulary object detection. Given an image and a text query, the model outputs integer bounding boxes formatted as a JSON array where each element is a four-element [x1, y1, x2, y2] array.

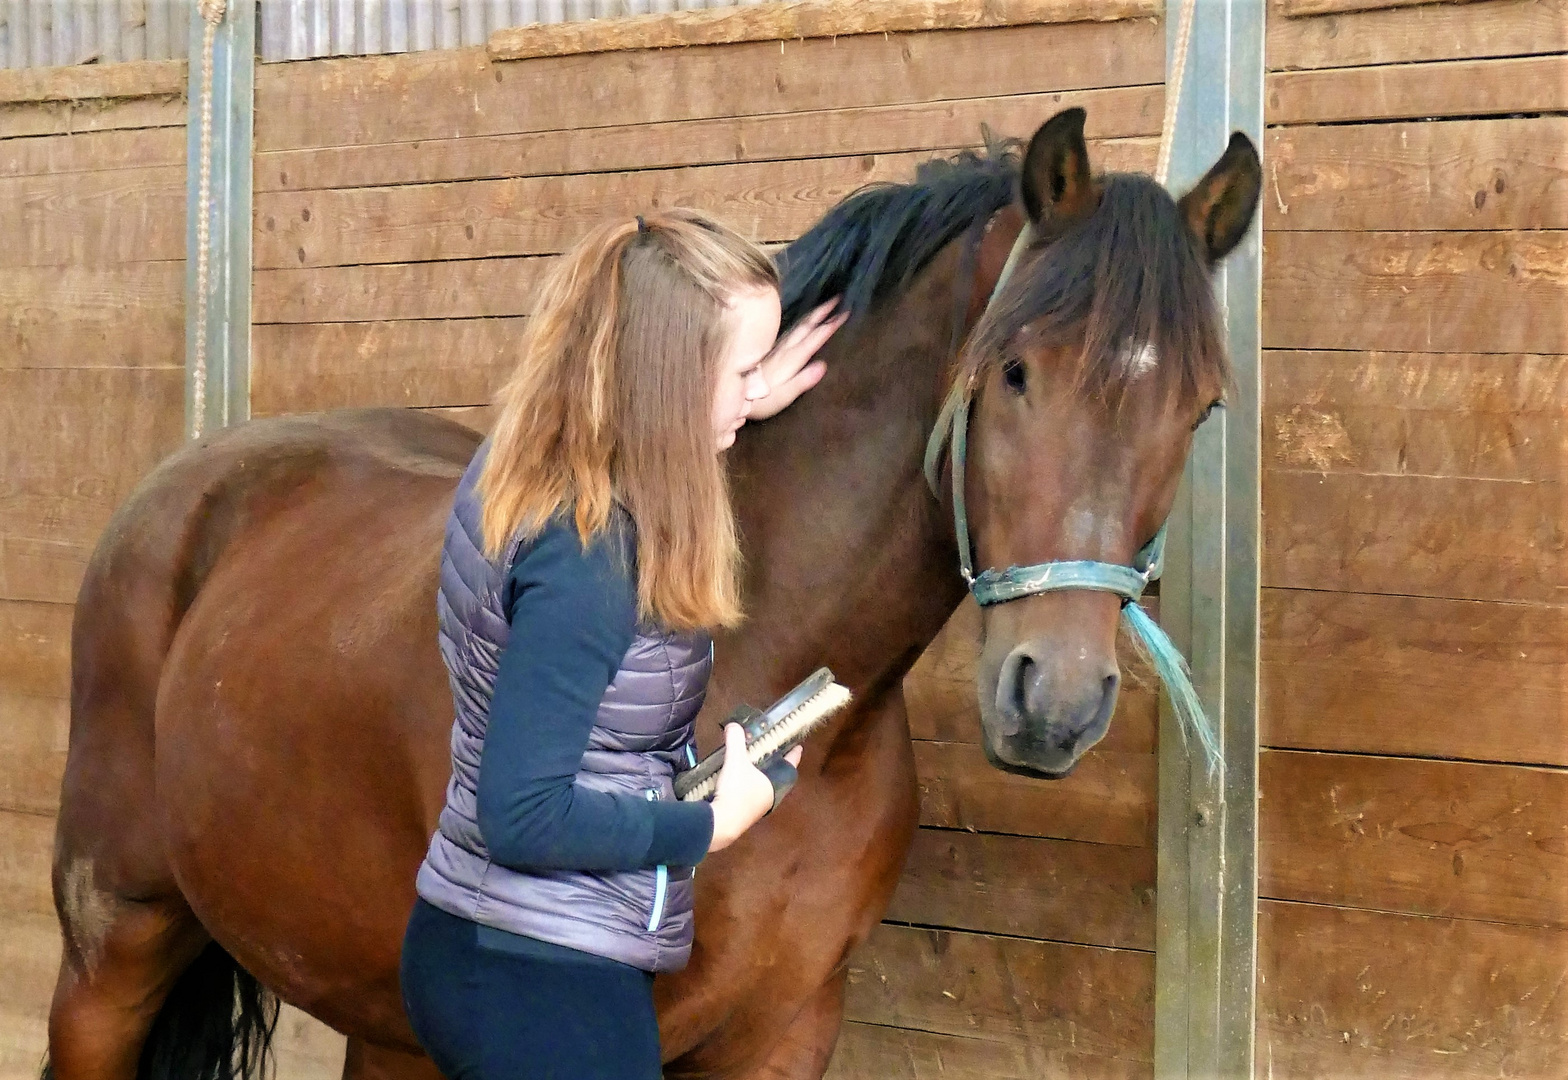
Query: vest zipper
[[646, 788, 668, 932]]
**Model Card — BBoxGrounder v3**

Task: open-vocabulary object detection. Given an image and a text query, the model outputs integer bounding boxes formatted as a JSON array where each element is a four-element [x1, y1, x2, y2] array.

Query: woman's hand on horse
[[707, 724, 805, 853], [748, 299, 848, 421]]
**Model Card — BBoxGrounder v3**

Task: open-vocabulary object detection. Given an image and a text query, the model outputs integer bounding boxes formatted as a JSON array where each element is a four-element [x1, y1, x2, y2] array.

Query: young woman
[[400, 210, 846, 1080]]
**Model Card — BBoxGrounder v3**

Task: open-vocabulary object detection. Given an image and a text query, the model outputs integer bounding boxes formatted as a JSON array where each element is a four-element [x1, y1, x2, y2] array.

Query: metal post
[[1154, 1, 1264, 1077], [185, 0, 254, 437]]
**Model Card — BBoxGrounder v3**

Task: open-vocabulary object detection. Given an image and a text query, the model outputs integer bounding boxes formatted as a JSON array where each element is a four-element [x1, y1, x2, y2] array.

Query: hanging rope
[[191, 0, 227, 439], [1154, 0, 1198, 189]]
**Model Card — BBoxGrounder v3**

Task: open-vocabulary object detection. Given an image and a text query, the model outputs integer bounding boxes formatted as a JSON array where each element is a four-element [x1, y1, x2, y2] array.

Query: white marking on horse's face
[[1123, 341, 1159, 378]]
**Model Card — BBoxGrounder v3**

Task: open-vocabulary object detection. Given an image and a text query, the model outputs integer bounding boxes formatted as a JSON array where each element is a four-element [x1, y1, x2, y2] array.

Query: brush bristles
[[679, 682, 852, 803]]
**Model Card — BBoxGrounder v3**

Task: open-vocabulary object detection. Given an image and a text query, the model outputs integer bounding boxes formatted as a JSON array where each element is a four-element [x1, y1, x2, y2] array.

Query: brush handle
[[673, 668, 835, 801]]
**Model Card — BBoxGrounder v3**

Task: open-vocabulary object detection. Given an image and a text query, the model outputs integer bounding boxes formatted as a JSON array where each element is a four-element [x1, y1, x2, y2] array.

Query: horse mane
[[777, 137, 1021, 331]]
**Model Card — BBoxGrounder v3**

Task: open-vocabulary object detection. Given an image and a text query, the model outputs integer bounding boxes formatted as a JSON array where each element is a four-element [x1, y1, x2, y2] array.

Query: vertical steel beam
[[185, 0, 253, 437], [1154, 1, 1264, 1077]]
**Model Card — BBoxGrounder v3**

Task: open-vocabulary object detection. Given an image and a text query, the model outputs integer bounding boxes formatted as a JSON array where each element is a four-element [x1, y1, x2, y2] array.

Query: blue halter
[[922, 222, 1221, 775]]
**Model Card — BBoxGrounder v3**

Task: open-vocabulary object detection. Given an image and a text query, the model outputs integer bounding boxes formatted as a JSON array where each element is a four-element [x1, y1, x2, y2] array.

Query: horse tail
[[134, 943, 279, 1080]]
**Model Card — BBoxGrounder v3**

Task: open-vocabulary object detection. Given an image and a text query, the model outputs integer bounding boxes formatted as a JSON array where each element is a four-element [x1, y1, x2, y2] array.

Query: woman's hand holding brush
[[707, 724, 804, 853]]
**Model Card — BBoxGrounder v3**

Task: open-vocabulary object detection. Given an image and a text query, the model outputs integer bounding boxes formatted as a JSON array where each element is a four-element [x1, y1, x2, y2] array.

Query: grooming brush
[[674, 668, 852, 802]]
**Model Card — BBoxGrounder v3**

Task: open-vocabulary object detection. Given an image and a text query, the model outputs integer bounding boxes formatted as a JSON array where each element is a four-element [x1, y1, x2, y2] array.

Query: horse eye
[[1194, 399, 1224, 430], [1002, 358, 1028, 395]]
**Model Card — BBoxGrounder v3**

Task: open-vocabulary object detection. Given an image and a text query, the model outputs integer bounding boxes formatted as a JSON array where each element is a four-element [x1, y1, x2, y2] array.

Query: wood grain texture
[[845, 923, 1153, 1063], [254, 21, 1162, 152], [1260, 750, 1568, 927], [1264, 119, 1568, 232], [0, 97, 186, 141], [827, 1021, 1150, 1080], [0, 694, 66, 817], [1262, 231, 1568, 355], [250, 318, 525, 416], [1262, 470, 1563, 604], [1261, 589, 1568, 766], [1267, 0, 1568, 71], [1258, 900, 1568, 1079], [0, 601, 70, 700], [0, 127, 185, 179], [1268, 54, 1568, 126], [0, 166, 185, 268], [0, 368, 184, 605], [257, 91, 1160, 193], [1264, 350, 1566, 483], [0, 912, 57, 1080], [887, 828, 1155, 950], [0, 264, 184, 369], [1277, 0, 1486, 15], [489, 0, 1158, 60], [0, 59, 186, 104], [253, 258, 553, 324], [914, 741, 1155, 847]]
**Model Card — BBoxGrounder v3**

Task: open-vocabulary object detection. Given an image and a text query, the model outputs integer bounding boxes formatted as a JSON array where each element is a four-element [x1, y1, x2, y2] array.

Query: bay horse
[[45, 109, 1259, 1080]]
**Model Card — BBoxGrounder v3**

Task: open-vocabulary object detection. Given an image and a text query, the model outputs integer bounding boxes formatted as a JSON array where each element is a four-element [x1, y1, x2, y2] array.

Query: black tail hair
[[41, 943, 279, 1080]]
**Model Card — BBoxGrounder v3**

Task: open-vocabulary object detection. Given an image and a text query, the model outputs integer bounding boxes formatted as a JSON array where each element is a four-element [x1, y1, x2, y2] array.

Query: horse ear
[[1019, 108, 1097, 227], [1176, 132, 1263, 264]]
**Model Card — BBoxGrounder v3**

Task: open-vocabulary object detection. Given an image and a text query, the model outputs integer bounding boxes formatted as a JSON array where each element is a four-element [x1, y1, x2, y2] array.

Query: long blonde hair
[[478, 209, 779, 631]]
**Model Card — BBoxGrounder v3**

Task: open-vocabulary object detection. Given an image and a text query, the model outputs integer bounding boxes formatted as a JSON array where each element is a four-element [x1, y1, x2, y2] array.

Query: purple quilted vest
[[415, 445, 712, 972]]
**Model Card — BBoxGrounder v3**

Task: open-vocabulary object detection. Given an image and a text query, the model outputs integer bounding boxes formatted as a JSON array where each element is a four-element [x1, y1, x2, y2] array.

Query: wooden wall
[[0, 59, 187, 1080], [251, 11, 1166, 1078], [1256, 0, 1567, 1076]]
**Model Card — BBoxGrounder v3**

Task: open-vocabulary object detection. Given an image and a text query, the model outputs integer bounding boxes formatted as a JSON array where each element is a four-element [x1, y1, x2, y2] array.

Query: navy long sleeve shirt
[[474, 518, 714, 873]]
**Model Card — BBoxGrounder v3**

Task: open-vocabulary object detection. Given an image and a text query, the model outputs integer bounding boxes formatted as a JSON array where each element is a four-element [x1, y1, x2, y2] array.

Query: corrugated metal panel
[[258, 0, 760, 62], [0, 0, 192, 68]]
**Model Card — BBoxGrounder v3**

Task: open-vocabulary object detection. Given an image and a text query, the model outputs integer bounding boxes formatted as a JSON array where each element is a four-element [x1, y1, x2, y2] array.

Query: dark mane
[[777, 141, 1021, 331], [969, 173, 1229, 405]]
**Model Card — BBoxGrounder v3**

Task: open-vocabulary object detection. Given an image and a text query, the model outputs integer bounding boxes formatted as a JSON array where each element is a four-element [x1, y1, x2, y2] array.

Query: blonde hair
[[478, 209, 779, 631]]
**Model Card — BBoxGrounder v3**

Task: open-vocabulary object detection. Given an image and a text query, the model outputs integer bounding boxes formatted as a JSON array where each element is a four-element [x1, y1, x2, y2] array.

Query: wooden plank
[[0, 264, 184, 369], [1258, 900, 1568, 1079], [1262, 231, 1568, 355], [1263, 470, 1562, 604], [0, 96, 186, 140], [0, 58, 186, 104], [0, 694, 66, 817], [1277, 0, 1486, 15], [0, 126, 185, 179], [0, 165, 185, 268], [0, 368, 184, 605], [254, 21, 1163, 152], [845, 923, 1153, 1062], [1267, 0, 1568, 71], [1264, 351, 1566, 483], [0, 601, 71, 700], [250, 318, 524, 416], [1262, 589, 1568, 767], [256, 89, 1162, 193], [252, 257, 554, 324], [827, 1021, 1151, 1080], [0, 808, 53, 919], [0, 913, 58, 1080], [1260, 751, 1568, 927], [488, 0, 1159, 60], [887, 828, 1155, 950], [1264, 119, 1568, 232], [914, 740, 1155, 847], [1267, 54, 1568, 126], [905, 596, 1158, 754]]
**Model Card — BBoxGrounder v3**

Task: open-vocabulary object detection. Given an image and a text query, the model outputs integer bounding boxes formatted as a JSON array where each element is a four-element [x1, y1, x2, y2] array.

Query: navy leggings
[[400, 900, 663, 1080]]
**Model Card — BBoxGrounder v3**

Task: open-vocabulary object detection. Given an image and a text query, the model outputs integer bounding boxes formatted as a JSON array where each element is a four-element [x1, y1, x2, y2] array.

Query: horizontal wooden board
[[250, 318, 524, 416], [0, 912, 58, 1080], [0, 165, 185, 268], [887, 828, 1155, 950], [0, 96, 185, 141], [1258, 900, 1568, 1079], [257, 89, 1161, 193], [0, 59, 186, 105], [0, 368, 184, 605], [0, 809, 53, 919], [1264, 350, 1566, 483], [1260, 751, 1568, 927], [914, 740, 1155, 847], [905, 596, 1158, 754], [0, 127, 186, 179], [1263, 470, 1563, 604], [827, 1020, 1150, 1080], [0, 264, 184, 369], [1262, 589, 1568, 767], [1277, 0, 1496, 16], [1267, 0, 1568, 72], [255, 21, 1162, 152], [0, 694, 66, 817], [1262, 231, 1568, 355], [1268, 53, 1568, 126], [0, 601, 70, 700], [253, 257, 554, 324], [1264, 119, 1568, 232], [845, 923, 1152, 1063]]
